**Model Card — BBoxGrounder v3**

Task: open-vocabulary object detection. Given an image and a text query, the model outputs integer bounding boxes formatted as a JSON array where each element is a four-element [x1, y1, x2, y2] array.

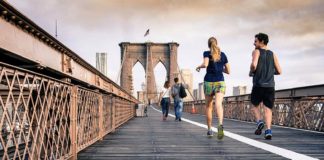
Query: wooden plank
[[78, 107, 318, 159]]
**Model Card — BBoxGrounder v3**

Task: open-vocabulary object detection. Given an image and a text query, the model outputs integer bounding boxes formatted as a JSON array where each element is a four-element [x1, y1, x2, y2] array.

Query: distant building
[[233, 86, 247, 96], [141, 82, 146, 91], [193, 89, 198, 101], [198, 82, 205, 100], [96, 52, 107, 76], [180, 69, 193, 101], [137, 91, 145, 103]]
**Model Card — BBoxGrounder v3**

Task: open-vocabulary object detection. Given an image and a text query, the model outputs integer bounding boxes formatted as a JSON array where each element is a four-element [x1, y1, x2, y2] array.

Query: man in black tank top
[[249, 33, 282, 140]]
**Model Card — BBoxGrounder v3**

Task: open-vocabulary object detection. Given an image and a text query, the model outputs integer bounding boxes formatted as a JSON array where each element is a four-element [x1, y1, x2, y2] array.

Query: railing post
[[70, 86, 78, 160], [111, 96, 116, 132], [99, 94, 104, 140]]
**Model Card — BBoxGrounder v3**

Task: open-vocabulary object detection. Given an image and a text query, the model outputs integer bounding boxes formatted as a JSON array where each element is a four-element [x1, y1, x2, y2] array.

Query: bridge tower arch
[[119, 42, 179, 103]]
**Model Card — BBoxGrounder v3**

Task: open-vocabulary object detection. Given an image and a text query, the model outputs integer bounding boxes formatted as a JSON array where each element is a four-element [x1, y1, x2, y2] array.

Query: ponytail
[[208, 37, 221, 62]]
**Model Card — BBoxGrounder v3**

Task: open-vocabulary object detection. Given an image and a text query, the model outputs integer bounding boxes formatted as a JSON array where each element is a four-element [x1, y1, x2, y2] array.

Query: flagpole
[[144, 29, 150, 42], [55, 19, 58, 38]]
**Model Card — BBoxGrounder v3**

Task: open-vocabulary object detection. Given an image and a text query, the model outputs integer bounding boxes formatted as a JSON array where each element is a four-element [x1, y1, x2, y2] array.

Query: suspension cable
[[176, 62, 197, 102], [116, 48, 127, 84]]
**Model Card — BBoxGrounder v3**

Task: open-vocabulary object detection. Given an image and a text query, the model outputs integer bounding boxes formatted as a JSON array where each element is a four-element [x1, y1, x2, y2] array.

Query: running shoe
[[255, 120, 264, 135], [217, 125, 224, 140], [207, 129, 213, 137], [264, 129, 272, 140]]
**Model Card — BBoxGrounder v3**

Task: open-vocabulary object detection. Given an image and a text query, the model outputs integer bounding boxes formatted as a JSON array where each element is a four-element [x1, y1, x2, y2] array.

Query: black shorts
[[251, 87, 275, 109]]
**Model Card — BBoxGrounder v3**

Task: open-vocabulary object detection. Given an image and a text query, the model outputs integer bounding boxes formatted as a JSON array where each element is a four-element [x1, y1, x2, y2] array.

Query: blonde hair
[[208, 37, 221, 62]]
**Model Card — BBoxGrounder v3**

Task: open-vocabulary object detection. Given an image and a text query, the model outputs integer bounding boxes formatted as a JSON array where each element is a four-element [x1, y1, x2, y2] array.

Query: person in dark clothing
[[171, 77, 183, 121], [250, 33, 282, 140]]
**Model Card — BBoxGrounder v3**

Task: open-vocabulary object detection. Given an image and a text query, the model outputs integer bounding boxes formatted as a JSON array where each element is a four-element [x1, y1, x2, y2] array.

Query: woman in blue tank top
[[196, 37, 230, 139]]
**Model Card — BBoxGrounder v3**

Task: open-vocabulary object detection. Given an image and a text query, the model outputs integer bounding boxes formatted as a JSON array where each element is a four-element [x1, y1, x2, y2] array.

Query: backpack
[[179, 84, 187, 98]]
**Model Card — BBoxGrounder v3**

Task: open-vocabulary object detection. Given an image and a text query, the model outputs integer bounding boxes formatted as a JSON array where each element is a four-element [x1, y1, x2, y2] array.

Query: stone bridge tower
[[119, 42, 179, 103]]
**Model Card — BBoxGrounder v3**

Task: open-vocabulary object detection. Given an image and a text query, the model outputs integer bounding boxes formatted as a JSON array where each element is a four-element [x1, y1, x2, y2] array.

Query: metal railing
[[0, 1, 138, 159], [181, 87, 324, 132], [0, 62, 136, 160]]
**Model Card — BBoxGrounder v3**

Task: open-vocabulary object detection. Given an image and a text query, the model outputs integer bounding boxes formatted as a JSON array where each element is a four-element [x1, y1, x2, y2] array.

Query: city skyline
[[7, 0, 324, 96], [96, 52, 108, 76]]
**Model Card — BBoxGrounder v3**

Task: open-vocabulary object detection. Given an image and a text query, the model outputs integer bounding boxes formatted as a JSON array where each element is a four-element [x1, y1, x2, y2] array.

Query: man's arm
[[250, 49, 260, 72], [273, 53, 282, 75], [171, 86, 176, 98]]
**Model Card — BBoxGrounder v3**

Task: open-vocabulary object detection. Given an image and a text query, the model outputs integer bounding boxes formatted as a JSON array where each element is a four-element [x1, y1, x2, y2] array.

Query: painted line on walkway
[[151, 106, 319, 160]]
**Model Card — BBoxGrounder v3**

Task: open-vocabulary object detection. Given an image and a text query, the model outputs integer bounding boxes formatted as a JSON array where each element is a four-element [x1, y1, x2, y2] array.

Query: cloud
[[7, 0, 324, 96]]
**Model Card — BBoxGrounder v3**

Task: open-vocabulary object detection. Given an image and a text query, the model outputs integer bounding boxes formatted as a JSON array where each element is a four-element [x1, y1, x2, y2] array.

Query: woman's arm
[[223, 63, 230, 74], [159, 91, 164, 98], [196, 57, 209, 72]]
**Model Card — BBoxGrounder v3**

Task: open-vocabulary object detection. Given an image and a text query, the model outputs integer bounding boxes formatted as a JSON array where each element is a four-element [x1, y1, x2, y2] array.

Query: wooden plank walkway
[[78, 106, 324, 160]]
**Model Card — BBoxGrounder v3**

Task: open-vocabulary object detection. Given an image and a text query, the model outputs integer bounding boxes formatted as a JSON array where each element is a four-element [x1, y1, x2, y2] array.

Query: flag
[[144, 29, 150, 37]]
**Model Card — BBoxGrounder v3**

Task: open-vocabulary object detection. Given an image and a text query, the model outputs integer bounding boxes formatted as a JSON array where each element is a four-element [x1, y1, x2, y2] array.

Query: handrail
[[179, 85, 324, 132], [0, 62, 136, 159]]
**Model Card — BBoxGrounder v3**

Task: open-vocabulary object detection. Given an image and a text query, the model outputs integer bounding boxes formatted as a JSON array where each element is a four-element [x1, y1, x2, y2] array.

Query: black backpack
[[179, 84, 187, 98]]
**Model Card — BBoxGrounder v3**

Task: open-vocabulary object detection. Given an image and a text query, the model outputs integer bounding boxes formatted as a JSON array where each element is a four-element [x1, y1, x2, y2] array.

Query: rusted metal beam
[[70, 86, 78, 160], [0, 1, 138, 104]]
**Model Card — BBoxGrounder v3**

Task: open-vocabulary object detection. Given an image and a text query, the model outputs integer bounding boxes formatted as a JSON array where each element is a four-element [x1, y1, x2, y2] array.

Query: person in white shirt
[[160, 81, 171, 121]]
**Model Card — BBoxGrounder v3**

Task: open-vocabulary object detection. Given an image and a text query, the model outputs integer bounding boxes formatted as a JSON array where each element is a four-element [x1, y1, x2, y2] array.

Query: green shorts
[[204, 81, 226, 96]]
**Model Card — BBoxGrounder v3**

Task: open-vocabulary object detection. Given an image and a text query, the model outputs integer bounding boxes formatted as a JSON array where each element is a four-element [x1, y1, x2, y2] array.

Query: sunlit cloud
[[7, 0, 324, 96]]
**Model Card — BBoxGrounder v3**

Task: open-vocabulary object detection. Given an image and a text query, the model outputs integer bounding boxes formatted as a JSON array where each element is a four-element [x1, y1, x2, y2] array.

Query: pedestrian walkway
[[78, 105, 324, 160]]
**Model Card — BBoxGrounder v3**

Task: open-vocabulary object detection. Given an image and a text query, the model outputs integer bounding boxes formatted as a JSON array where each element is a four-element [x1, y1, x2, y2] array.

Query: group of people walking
[[160, 77, 184, 122], [159, 33, 282, 140]]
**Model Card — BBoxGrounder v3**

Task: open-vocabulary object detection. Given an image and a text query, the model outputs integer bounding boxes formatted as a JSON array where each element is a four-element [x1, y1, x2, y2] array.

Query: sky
[[6, 0, 324, 97]]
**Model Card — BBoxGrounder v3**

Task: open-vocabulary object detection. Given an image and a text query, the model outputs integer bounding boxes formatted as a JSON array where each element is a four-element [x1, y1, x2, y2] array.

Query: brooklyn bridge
[[0, 1, 323, 160]]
